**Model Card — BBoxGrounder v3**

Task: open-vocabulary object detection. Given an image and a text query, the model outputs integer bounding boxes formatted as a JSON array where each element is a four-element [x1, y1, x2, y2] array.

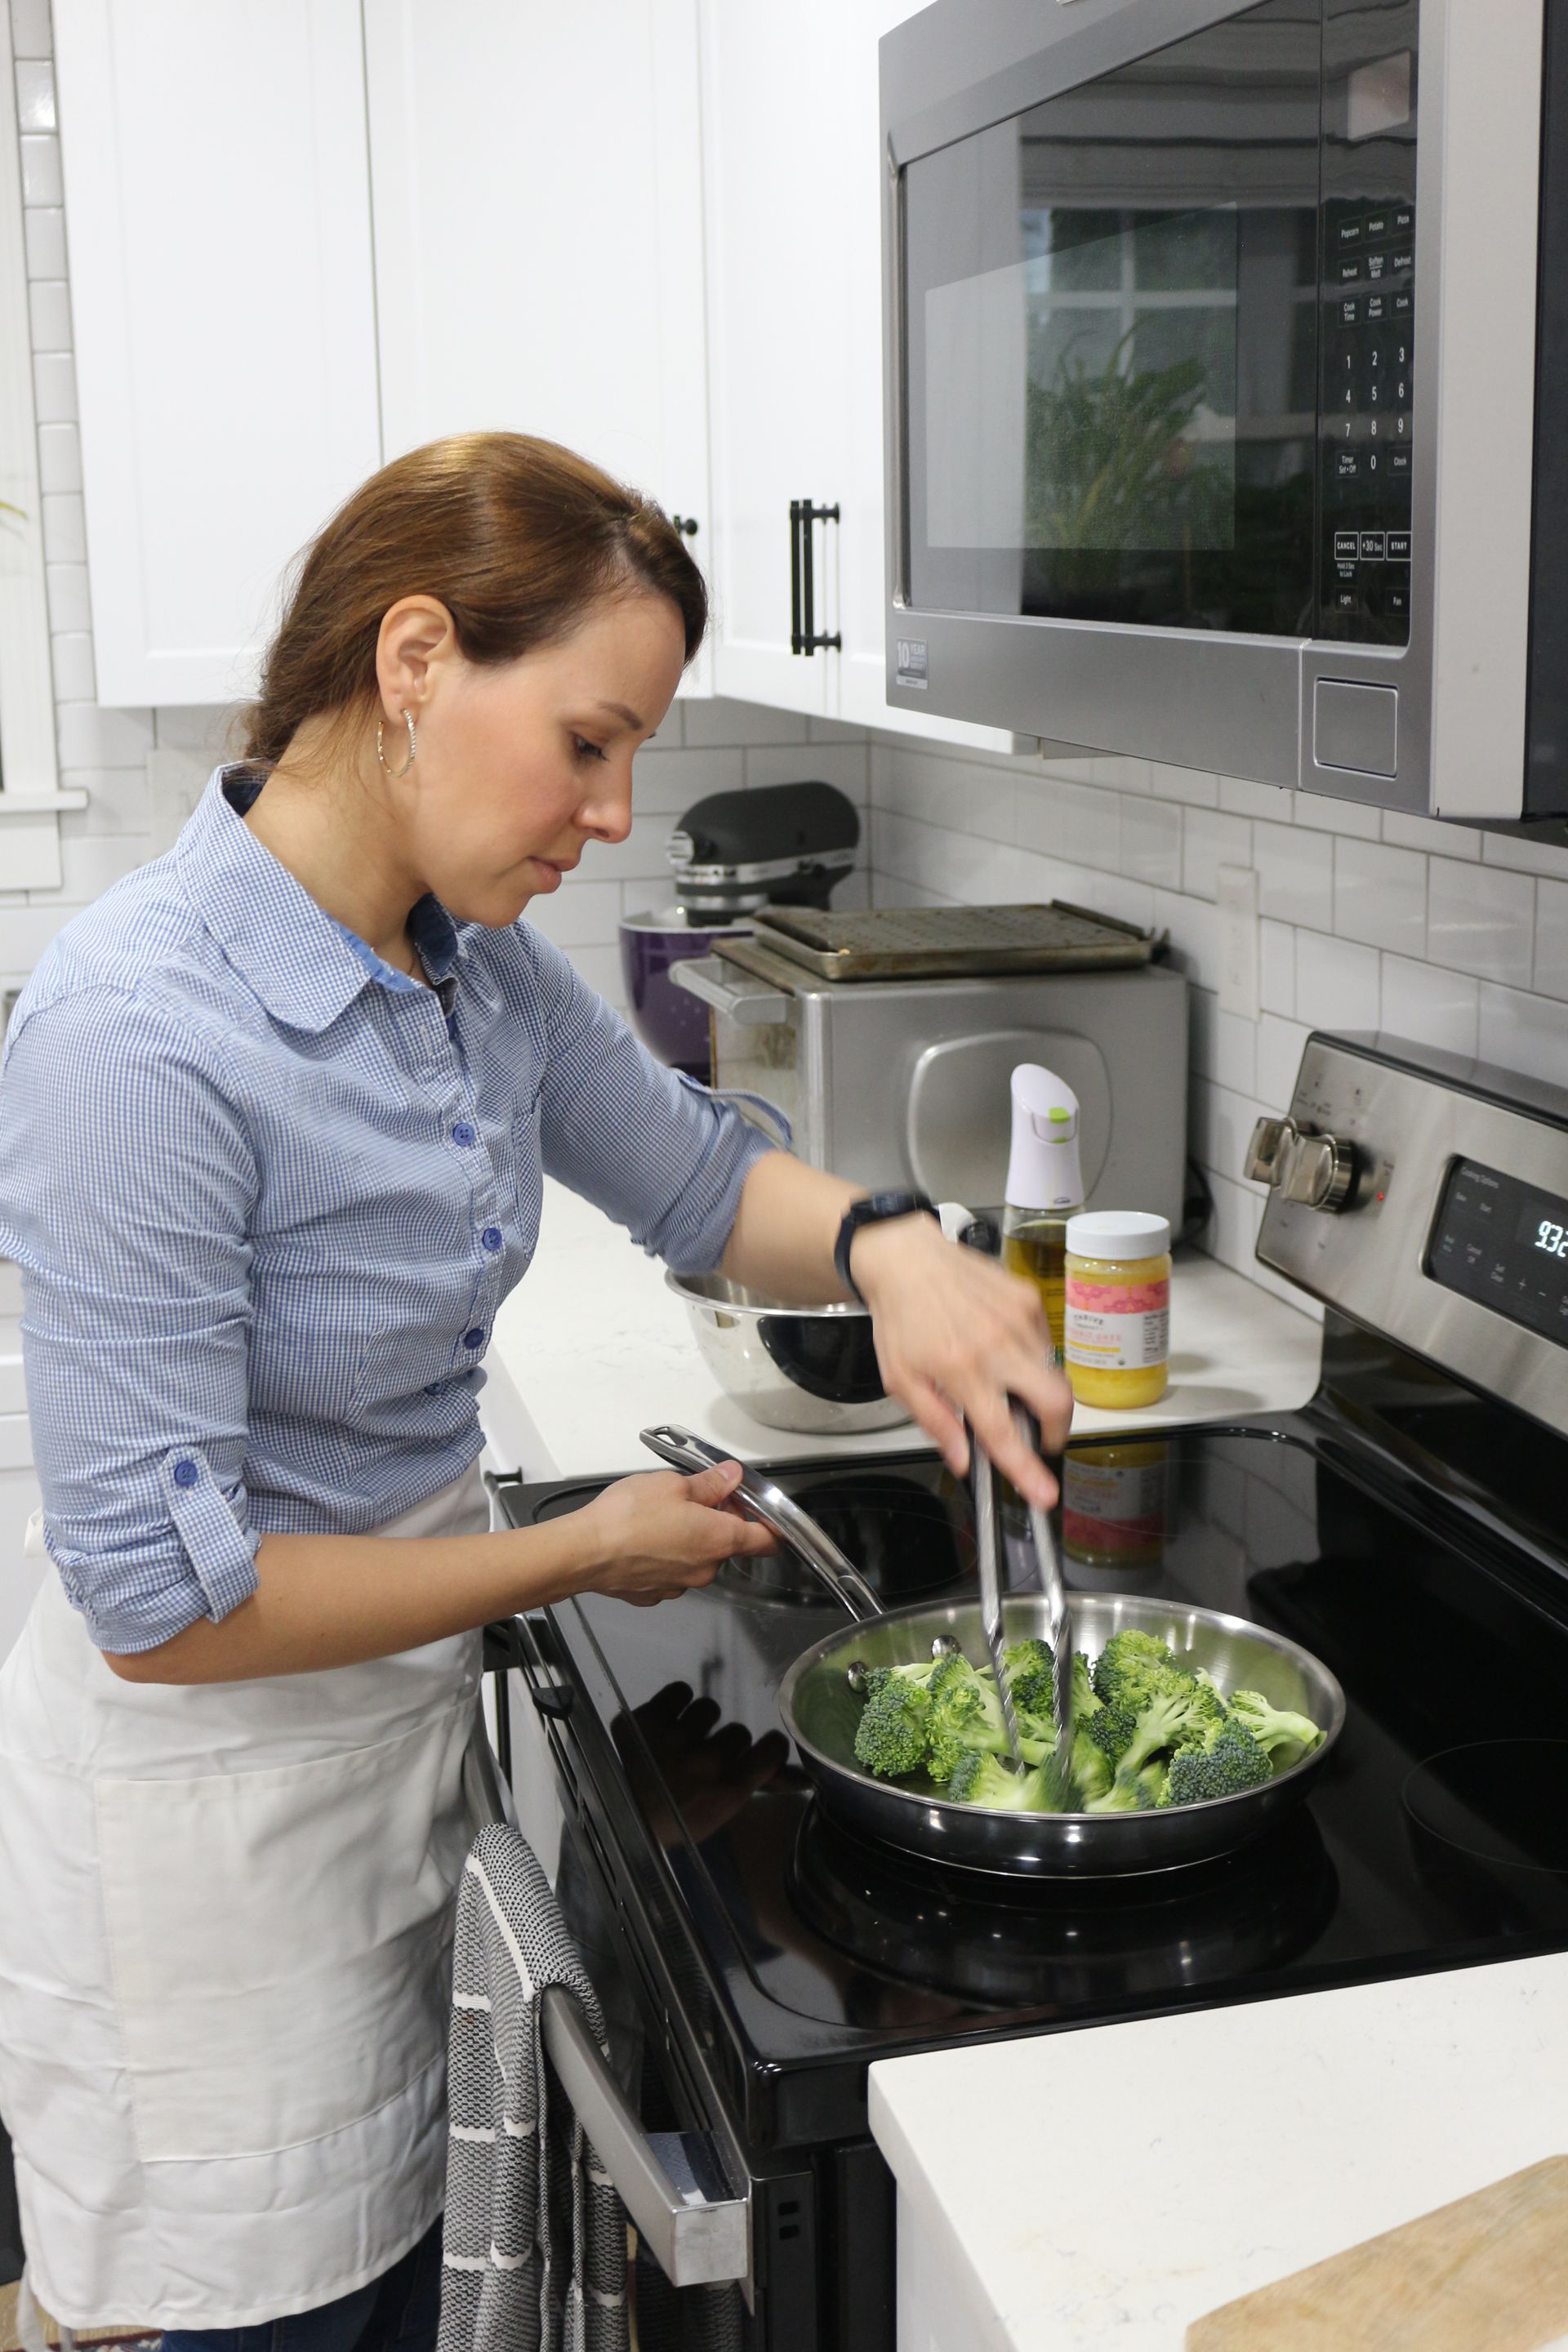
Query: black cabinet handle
[[789, 498, 842, 656], [670, 514, 699, 537]]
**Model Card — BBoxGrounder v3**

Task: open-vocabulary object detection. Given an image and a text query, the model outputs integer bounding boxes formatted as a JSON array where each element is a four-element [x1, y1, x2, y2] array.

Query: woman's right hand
[[572, 1460, 775, 1606]]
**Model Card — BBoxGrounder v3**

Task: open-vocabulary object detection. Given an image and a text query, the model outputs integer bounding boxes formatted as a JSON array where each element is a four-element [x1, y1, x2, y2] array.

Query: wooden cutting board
[[1187, 2156, 1568, 2352]]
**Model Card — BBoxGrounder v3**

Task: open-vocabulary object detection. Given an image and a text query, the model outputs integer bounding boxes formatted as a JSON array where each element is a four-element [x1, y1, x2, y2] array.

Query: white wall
[[866, 734, 1568, 1307]]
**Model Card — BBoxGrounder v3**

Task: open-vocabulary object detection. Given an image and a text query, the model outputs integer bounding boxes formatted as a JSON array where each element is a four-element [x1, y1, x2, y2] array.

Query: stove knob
[[1280, 1129, 1356, 1211], [1244, 1116, 1295, 1187]]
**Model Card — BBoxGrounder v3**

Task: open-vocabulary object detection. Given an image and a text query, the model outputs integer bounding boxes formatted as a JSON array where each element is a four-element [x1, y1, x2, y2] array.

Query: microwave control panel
[[1318, 8, 1419, 649]]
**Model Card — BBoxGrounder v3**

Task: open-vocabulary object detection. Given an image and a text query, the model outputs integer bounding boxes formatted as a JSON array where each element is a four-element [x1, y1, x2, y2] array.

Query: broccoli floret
[[1165, 1717, 1272, 1803], [1084, 1767, 1159, 1814], [1083, 1700, 1138, 1767], [853, 1673, 933, 1779], [1071, 1651, 1101, 1719], [1069, 1720, 1116, 1802], [925, 1653, 1013, 1782], [1228, 1689, 1324, 1766], [945, 1748, 1053, 1811], [999, 1636, 1056, 1721], [1091, 1628, 1197, 1717]]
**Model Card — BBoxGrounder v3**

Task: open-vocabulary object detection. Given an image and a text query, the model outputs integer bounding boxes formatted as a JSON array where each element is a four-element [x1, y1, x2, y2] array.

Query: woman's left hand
[[849, 1214, 1071, 1508]]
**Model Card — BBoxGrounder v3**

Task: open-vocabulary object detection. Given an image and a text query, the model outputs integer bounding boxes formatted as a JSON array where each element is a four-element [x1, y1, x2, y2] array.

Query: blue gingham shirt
[[0, 767, 774, 1654]]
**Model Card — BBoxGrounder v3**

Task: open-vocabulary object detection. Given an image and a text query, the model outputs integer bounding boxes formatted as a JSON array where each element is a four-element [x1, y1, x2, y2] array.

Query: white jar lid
[[1066, 1210, 1170, 1261]]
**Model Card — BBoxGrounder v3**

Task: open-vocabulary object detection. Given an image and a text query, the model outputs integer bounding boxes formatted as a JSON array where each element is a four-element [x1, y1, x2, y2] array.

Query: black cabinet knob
[[670, 514, 699, 537]]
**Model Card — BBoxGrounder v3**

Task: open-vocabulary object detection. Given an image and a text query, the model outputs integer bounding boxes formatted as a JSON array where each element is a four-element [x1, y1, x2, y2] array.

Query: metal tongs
[[956, 1215, 1074, 1791]]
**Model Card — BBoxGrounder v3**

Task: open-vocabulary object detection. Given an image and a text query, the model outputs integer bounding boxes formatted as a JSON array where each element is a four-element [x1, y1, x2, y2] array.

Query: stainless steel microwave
[[880, 0, 1566, 824]]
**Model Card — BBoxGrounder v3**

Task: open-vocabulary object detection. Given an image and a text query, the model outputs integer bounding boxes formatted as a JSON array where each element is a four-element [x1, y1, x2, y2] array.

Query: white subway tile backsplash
[[876, 751, 1015, 847], [44, 560, 89, 633], [574, 813, 677, 886], [56, 704, 154, 769], [1333, 835, 1425, 956], [1016, 774, 1117, 872], [1478, 983, 1568, 1092], [1252, 819, 1332, 929], [58, 772, 154, 838], [1291, 789, 1380, 840], [39, 489, 84, 564], [1254, 1013, 1311, 1106], [1206, 1171, 1261, 1281], [1120, 793, 1183, 889], [34, 420, 80, 494], [19, 131, 61, 207], [522, 879, 625, 948], [1380, 952, 1479, 1058], [1181, 805, 1250, 902], [806, 715, 868, 746], [10, 0, 53, 56], [1259, 919, 1294, 1017], [1533, 879, 1568, 1000], [1427, 855, 1533, 987], [15, 56, 56, 131], [1191, 991, 1255, 1094], [1479, 827, 1568, 880], [746, 740, 868, 802], [561, 943, 627, 1011], [1294, 928, 1379, 1029], [1152, 889, 1219, 990], [30, 349, 75, 423], [55, 831, 149, 905], [26, 276, 69, 350], [628, 744, 744, 814], [1218, 774, 1290, 823], [1146, 761, 1219, 808], [48, 629, 93, 702], [680, 697, 810, 749], [1382, 808, 1480, 860], [22, 205, 65, 281], [0, 905, 70, 979]]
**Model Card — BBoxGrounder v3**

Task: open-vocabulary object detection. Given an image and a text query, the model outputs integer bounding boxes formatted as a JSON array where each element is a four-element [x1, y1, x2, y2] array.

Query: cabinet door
[[697, 1, 845, 718], [364, 0, 714, 694], [53, 2, 381, 707], [833, 0, 1014, 752]]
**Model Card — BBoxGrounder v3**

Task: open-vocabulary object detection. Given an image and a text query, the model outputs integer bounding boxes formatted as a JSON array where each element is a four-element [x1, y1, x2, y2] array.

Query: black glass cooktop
[[497, 1415, 1568, 2149]]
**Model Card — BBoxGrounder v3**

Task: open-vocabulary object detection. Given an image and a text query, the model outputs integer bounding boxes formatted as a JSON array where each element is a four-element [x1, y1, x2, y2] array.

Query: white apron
[[0, 1465, 496, 2332]]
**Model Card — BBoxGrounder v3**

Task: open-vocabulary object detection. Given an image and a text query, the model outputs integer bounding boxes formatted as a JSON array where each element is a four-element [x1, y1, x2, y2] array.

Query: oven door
[[881, 0, 1555, 822]]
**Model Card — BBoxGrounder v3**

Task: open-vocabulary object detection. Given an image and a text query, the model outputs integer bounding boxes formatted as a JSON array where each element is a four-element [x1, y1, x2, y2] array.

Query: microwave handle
[[670, 955, 791, 1025], [541, 1986, 751, 2290]]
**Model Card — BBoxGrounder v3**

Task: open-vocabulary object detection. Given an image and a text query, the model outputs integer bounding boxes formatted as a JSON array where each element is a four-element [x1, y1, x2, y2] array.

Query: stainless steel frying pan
[[641, 1423, 1345, 1880]]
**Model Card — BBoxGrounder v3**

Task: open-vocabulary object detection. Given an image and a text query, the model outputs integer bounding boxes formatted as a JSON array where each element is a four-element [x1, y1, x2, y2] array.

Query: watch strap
[[834, 1190, 938, 1302]]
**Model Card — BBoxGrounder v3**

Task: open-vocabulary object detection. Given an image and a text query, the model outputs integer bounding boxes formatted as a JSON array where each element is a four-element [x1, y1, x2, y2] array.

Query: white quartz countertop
[[868, 1950, 1568, 2351], [481, 1177, 1321, 1481]]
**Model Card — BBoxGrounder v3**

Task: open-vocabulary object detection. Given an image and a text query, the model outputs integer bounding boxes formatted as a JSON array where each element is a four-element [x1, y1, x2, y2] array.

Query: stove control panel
[[1245, 1117, 1357, 1213], [1254, 1033, 1568, 1441]]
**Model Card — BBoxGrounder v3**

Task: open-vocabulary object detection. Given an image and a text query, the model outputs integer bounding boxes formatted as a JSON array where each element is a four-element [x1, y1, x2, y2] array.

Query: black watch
[[833, 1191, 938, 1303]]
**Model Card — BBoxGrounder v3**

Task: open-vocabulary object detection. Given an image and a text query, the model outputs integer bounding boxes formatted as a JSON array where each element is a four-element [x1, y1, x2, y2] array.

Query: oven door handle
[[540, 1985, 751, 2289], [670, 955, 791, 1026]]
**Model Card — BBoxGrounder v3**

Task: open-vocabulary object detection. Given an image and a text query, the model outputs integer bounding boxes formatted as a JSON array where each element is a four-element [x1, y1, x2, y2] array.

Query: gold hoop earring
[[376, 709, 416, 777]]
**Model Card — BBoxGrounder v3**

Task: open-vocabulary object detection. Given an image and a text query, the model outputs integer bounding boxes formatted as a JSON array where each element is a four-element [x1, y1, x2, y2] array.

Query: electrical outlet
[[1217, 863, 1260, 1023]]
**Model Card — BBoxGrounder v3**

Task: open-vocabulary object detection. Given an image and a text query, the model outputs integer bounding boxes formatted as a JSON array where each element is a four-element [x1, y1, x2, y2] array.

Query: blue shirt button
[[482, 1226, 503, 1252], [172, 1459, 199, 1488], [452, 1122, 477, 1147], [463, 1327, 485, 1350]]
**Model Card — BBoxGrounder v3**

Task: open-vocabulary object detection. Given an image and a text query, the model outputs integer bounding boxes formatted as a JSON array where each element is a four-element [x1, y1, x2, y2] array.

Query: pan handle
[[639, 1423, 884, 1622]]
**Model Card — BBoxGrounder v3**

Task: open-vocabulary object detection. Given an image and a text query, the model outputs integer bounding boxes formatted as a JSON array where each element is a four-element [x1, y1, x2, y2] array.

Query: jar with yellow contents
[[1063, 1211, 1171, 1409]]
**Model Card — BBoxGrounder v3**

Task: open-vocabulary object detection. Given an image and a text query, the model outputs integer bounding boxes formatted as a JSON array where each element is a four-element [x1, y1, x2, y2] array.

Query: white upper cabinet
[[53, 1, 382, 708], [363, 0, 714, 693], [697, 0, 1010, 747]]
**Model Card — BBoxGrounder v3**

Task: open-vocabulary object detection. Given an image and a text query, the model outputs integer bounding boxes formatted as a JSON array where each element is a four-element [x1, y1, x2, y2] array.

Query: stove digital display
[[1428, 1158, 1568, 1345]]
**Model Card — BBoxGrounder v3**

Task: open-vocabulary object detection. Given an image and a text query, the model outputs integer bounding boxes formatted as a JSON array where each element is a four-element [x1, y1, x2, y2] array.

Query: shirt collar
[[176, 767, 468, 1033]]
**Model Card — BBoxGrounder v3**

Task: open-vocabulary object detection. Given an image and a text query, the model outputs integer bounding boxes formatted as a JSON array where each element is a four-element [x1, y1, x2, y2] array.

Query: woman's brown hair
[[241, 433, 706, 768]]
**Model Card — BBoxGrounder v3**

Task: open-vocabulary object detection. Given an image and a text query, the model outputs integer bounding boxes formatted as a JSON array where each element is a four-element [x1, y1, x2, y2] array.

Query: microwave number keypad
[[1322, 203, 1414, 644]]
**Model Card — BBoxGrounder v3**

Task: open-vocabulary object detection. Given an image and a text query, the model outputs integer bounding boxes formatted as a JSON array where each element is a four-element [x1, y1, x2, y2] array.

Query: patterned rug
[[0, 2284, 154, 2351]]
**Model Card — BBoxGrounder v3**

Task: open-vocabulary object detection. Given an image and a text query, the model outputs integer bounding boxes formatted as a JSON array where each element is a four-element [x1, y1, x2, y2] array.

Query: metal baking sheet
[[748, 901, 1160, 982]]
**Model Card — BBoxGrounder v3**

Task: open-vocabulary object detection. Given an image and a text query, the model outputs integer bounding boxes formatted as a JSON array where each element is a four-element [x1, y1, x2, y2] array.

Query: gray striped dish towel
[[439, 1823, 629, 2352]]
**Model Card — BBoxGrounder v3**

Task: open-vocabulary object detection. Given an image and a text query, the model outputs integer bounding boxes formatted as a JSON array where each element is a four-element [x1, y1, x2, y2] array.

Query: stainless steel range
[[491, 1032, 1568, 2349]]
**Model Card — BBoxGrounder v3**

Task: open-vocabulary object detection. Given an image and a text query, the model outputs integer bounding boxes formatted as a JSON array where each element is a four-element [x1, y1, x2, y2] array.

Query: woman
[[0, 434, 1067, 2346]]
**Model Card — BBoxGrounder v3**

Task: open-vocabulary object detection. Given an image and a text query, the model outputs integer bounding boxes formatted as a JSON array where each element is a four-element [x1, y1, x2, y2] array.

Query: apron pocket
[[96, 1699, 474, 2164]]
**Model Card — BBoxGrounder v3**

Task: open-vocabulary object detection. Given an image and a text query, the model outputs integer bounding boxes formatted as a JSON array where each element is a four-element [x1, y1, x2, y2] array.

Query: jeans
[[160, 2216, 443, 2352]]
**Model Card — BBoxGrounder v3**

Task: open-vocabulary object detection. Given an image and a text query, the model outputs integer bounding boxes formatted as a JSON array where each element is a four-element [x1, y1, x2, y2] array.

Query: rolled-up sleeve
[[525, 930, 780, 1272], [0, 987, 261, 1652]]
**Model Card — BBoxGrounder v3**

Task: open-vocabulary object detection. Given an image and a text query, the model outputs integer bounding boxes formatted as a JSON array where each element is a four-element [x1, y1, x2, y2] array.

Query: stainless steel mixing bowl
[[666, 1270, 911, 1435], [779, 1590, 1346, 1878]]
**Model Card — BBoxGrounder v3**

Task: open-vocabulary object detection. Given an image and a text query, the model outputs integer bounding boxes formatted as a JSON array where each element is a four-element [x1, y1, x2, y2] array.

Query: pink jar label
[[1064, 1274, 1169, 1371]]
